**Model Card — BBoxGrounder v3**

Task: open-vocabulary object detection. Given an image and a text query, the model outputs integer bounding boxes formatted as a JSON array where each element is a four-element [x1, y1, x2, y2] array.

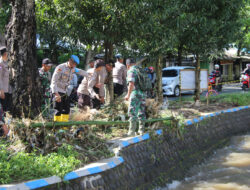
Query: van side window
[[162, 70, 178, 77]]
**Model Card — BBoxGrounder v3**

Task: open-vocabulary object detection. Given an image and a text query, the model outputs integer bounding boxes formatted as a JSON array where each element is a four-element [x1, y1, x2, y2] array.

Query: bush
[[0, 142, 80, 184]]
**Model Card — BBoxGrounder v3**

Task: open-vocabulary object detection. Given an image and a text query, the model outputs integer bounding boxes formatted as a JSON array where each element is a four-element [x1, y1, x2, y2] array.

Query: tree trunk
[[156, 55, 163, 103], [177, 44, 183, 66], [237, 26, 248, 56], [49, 40, 58, 64], [6, 0, 41, 118], [0, 33, 5, 46], [0, 0, 5, 46], [194, 53, 201, 106], [104, 41, 114, 103], [85, 50, 92, 69]]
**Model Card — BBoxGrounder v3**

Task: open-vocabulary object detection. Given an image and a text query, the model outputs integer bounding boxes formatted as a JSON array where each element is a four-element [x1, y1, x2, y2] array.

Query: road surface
[[167, 83, 244, 101]]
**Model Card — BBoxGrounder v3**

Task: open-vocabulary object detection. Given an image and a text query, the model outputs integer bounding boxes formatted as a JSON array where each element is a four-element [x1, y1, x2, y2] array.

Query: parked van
[[162, 66, 208, 96]]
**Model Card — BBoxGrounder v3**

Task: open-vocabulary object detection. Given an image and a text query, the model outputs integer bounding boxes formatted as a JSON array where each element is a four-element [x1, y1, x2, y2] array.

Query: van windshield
[[162, 70, 178, 77]]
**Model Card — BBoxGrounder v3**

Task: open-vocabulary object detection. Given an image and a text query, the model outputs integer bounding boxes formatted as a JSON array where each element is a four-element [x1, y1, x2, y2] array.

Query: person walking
[[51, 55, 87, 122], [125, 58, 146, 136], [113, 54, 127, 97], [39, 58, 53, 117]]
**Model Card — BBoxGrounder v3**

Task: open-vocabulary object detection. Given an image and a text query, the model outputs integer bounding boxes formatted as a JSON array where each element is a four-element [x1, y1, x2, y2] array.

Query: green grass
[[203, 92, 250, 106], [0, 140, 80, 184], [171, 92, 250, 107]]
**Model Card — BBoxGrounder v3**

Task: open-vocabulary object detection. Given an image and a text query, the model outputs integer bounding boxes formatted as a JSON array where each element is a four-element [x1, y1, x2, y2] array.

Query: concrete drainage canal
[[1, 106, 250, 190]]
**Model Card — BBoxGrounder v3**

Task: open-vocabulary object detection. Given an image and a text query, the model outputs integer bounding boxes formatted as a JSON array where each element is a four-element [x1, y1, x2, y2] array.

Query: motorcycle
[[208, 73, 222, 91], [240, 73, 249, 91]]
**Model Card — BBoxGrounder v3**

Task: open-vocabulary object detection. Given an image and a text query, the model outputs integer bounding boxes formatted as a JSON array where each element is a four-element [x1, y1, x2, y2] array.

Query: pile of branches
[[71, 96, 161, 122], [5, 114, 112, 164], [3, 97, 162, 162]]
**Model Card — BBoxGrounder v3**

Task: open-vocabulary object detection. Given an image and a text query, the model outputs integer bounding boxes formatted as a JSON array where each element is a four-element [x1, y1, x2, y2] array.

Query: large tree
[[36, 0, 62, 64], [128, 0, 180, 103], [236, 1, 250, 55], [0, 0, 11, 45], [174, 0, 245, 104], [49, 0, 149, 102], [6, 0, 41, 118]]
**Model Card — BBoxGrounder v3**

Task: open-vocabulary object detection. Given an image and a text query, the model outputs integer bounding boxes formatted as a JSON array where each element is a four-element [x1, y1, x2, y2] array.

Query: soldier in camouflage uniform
[[125, 58, 146, 136], [39, 58, 53, 117]]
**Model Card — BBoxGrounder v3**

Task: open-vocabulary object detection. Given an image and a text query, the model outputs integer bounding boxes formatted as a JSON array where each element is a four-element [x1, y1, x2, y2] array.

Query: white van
[[162, 66, 208, 96], [162, 66, 194, 96]]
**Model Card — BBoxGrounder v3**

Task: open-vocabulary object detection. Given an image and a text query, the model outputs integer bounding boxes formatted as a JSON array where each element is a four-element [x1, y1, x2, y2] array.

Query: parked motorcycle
[[208, 73, 222, 91], [240, 73, 249, 91]]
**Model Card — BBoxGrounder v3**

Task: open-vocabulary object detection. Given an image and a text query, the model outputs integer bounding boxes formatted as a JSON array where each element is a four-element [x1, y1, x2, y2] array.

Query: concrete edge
[[185, 106, 249, 126], [0, 157, 124, 190], [0, 105, 248, 189]]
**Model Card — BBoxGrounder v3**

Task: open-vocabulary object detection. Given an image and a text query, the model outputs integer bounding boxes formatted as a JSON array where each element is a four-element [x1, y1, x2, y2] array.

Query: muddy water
[[162, 134, 250, 190]]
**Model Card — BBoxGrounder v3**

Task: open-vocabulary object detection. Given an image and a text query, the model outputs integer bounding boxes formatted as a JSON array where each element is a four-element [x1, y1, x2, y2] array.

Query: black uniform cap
[[0, 46, 7, 56]]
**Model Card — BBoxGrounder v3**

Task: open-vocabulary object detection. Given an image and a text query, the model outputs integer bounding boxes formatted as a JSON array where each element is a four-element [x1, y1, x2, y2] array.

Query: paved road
[[167, 83, 245, 101]]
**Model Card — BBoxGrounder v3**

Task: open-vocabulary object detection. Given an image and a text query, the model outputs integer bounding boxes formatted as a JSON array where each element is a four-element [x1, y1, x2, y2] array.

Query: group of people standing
[[39, 53, 146, 136], [0, 46, 150, 137]]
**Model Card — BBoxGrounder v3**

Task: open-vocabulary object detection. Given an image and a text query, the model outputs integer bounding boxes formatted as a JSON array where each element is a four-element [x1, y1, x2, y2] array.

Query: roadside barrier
[[209, 80, 240, 86]]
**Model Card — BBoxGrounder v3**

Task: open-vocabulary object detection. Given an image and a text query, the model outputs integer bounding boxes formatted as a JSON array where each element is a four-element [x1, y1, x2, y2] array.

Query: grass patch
[[170, 92, 250, 107], [0, 125, 114, 184], [202, 92, 250, 106], [0, 140, 80, 184]]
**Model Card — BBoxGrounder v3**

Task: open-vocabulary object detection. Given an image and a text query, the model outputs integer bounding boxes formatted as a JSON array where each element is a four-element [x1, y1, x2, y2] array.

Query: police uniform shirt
[[51, 62, 88, 94], [113, 61, 127, 85], [0, 57, 10, 93], [88, 68, 107, 99], [98, 67, 107, 98], [77, 68, 95, 95]]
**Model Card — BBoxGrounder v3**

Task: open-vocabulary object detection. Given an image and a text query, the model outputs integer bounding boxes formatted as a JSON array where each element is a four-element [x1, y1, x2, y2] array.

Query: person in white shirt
[[51, 55, 87, 122], [113, 54, 127, 97]]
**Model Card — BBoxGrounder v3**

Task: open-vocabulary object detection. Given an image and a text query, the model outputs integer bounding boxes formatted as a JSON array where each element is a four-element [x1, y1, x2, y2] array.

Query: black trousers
[[114, 83, 124, 97], [77, 93, 92, 108], [0, 93, 12, 112], [53, 93, 70, 116], [92, 87, 101, 110]]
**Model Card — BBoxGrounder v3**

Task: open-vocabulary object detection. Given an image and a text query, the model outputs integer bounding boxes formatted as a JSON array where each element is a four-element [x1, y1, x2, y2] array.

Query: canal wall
[[2, 106, 250, 190]]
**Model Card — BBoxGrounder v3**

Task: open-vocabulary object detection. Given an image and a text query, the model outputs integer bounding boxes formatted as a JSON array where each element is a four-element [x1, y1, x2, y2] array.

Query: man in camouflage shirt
[[39, 58, 53, 117], [125, 58, 146, 136]]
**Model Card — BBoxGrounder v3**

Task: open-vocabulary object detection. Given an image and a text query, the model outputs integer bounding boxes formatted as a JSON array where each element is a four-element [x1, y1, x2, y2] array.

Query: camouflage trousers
[[128, 91, 146, 122], [41, 97, 50, 117]]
